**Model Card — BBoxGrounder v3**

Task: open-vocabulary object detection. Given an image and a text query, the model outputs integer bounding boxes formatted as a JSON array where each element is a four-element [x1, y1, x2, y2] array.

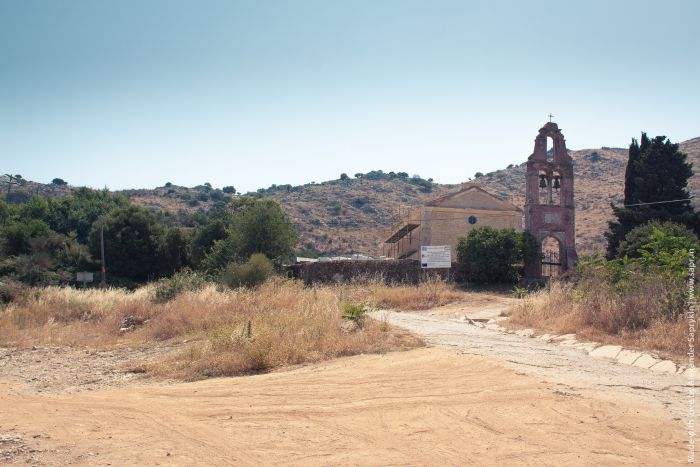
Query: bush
[[617, 220, 698, 261], [202, 198, 298, 271], [457, 227, 537, 284], [222, 254, 273, 289], [153, 268, 208, 303], [341, 302, 367, 326], [0, 278, 29, 305]]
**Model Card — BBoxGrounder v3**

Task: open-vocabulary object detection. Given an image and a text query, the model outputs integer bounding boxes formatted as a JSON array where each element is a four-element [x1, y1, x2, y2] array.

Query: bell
[[539, 174, 547, 189], [553, 176, 561, 191]]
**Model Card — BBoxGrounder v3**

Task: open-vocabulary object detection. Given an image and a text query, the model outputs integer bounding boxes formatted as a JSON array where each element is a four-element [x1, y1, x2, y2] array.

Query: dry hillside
[[263, 138, 699, 257], [5, 138, 699, 257]]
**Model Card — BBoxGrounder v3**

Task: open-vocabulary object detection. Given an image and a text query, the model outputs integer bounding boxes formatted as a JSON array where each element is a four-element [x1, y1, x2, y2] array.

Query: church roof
[[425, 184, 522, 212]]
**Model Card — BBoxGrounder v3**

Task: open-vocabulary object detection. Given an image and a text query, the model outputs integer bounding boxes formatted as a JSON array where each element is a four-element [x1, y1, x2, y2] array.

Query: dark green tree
[[47, 187, 129, 243], [616, 220, 698, 260], [606, 134, 698, 258], [457, 227, 537, 283], [156, 227, 192, 276], [88, 205, 164, 282], [203, 197, 298, 271], [190, 219, 229, 267]]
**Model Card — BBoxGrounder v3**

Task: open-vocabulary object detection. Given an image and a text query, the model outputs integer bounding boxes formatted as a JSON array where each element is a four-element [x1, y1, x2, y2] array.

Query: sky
[[1, 0, 699, 193]]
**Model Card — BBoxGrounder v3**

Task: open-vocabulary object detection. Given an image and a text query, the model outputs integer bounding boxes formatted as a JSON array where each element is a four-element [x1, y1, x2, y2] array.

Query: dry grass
[[508, 281, 696, 359], [340, 276, 465, 311], [0, 278, 428, 380]]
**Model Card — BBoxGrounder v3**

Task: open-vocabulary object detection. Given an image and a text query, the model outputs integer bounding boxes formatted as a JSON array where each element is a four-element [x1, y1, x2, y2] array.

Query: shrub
[[328, 201, 342, 215], [203, 198, 298, 271], [457, 227, 537, 284], [222, 254, 274, 289], [341, 301, 367, 325], [153, 268, 208, 303], [617, 220, 698, 262], [0, 278, 29, 305], [512, 286, 528, 299]]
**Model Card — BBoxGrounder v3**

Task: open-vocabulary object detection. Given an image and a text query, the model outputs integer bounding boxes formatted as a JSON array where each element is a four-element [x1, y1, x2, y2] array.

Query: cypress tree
[[623, 137, 641, 204], [605, 133, 698, 258]]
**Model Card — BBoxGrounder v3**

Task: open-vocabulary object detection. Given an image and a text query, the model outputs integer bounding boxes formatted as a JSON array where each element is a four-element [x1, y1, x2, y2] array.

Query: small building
[[383, 185, 523, 261]]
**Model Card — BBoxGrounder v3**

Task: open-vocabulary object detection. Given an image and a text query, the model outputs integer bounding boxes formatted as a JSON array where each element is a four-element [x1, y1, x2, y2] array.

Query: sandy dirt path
[[0, 296, 693, 465], [0, 345, 688, 466], [377, 310, 693, 422]]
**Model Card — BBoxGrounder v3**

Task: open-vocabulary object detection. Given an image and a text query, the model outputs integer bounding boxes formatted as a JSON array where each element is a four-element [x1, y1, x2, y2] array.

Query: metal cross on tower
[[548, 113, 554, 122]]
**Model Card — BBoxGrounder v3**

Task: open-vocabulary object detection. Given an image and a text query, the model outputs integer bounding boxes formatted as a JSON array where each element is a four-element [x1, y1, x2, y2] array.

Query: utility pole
[[100, 219, 107, 288]]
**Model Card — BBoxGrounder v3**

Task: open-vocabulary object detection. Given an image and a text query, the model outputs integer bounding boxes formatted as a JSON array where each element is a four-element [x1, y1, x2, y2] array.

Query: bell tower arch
[[524, 122, 578, 280]]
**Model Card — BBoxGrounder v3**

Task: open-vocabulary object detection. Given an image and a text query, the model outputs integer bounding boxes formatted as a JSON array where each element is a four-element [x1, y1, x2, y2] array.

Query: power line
[[623, 196, 694, 207]]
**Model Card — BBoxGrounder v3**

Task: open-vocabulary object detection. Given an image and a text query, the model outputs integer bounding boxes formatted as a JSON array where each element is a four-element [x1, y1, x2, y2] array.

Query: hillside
[[262, 138, 699, 257], [4, 138, 699, 257]]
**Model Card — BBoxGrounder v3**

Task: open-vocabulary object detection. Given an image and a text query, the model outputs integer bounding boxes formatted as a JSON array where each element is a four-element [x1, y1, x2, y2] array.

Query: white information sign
[[420, 245, 451, 268], [76, 272, 94, 283]]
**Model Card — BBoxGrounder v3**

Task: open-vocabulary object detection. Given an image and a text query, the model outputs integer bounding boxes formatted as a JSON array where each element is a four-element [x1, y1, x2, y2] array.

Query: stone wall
[[287, 260, 460, 285]]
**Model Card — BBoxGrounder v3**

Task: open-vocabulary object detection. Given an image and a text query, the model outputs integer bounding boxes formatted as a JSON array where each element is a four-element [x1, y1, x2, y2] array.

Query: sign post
[[420, 245, 451, 269], [76, 271, 94, 289]]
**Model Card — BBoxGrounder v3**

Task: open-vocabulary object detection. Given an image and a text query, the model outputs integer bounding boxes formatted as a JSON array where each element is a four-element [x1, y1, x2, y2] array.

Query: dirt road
[[378, 309, 691, 421], [0, 302, 692, 465]]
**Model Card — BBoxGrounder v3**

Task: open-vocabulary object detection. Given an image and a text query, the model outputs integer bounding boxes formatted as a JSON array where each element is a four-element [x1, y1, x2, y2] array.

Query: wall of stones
[[287, 260, 461, 285]]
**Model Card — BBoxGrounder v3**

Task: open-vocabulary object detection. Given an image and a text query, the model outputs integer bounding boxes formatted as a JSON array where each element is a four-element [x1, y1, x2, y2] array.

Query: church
[[383, 184, 523, 261], [383, 121, 578, 280]]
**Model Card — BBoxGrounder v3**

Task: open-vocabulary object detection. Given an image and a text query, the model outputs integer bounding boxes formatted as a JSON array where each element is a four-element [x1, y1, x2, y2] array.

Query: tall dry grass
[[509, 279, 695, 359], [340, 276, 464, 311], [0, 278, 433, 379]]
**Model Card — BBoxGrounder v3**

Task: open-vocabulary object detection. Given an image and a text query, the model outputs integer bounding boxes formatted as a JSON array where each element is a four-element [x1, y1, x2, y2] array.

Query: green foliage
[[341, 301, 367, 325], [221, 253, 273, 289], [575, 253, 692, 322], [0, 185, 297, 288], [576, 222, 699, 321], [328, 201, 342, 215], [617, 221, 698, 260], [512, 286, 529, 299], [457, 227, 537, 284], [153, 268, 207, 303], [222, 185, 236, 194], [606, 133, 698, 258], [635, 227, 698, 279], [340, 173, 349, 180], [51, 178, 68, 186], [157, 227, 192, 276], [190, 220, 228, 267], [2, 219, 51, 256], [474, 172, 484, 178], [47, 187, 130, 243], [0, 199, 10, 225], [203, 197, 298, 272], [88, 205, 164, 282]]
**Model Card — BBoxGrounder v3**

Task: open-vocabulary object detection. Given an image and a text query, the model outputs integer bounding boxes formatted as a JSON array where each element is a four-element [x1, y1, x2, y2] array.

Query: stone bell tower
[[523, 122, 578, 280]]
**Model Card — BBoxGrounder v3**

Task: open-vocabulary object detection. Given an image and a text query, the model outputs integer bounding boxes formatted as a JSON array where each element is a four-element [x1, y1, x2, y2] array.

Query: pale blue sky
[[1, 0, 698, 192]]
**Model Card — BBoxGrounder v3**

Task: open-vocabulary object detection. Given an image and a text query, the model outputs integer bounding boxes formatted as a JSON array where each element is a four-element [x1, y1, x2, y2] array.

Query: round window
[[468, 216, 477, 225]]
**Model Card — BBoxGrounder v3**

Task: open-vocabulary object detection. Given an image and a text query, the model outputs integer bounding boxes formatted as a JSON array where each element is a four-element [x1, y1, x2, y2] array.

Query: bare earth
[[0, 299, 692, 466]]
